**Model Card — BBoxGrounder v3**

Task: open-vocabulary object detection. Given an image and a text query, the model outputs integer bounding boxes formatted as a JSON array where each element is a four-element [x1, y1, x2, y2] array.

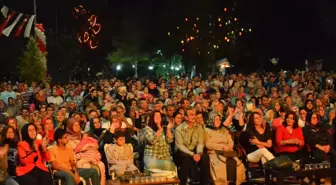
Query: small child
[[105, 130, 139, 176], [74, 132, 106, 185]]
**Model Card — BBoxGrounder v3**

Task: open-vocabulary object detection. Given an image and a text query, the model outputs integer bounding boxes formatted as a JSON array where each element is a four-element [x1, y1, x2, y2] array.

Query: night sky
[[0, 0, 335, 79]]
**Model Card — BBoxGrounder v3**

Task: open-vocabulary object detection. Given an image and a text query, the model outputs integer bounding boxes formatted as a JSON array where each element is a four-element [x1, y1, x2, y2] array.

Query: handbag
[[215, 150, 237, 158], [264, 156, 293, 170]]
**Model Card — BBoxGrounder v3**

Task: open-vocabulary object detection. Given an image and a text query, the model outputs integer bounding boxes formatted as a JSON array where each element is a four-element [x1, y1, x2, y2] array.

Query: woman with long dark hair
[[275, 111, 305, 161], [15, 123, 52, 185], [0, 126, 19, 177], [141, 111, 176, 172], [240, 112, 274, 164], [0, 126, 20, 185]]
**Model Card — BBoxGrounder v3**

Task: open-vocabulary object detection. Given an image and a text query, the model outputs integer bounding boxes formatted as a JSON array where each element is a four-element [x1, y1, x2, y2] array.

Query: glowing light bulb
[[116, 65, 121, 71], [168, 32, 171, 36]]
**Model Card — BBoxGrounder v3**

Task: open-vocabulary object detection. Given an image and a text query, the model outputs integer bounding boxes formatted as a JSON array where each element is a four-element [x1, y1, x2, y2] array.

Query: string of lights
[[168, 5, 252, 56], [73, 5, 101, 50]]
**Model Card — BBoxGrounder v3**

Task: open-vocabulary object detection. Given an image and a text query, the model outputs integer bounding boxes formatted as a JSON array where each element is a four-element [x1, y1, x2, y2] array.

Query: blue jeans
[[144, 155, 176, 172], [54, 168, 99, 185]]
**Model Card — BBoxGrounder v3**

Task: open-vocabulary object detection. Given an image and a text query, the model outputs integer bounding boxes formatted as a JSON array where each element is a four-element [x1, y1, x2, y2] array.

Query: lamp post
[[33, 0, 37, 38]]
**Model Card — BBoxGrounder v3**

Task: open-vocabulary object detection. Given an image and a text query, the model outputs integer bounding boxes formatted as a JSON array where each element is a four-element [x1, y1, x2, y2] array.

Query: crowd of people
[[0, 70, 335, 185]]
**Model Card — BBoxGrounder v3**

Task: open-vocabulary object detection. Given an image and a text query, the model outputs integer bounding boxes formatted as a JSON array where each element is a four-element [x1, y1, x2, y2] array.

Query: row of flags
[[0, 5, 46, 53]]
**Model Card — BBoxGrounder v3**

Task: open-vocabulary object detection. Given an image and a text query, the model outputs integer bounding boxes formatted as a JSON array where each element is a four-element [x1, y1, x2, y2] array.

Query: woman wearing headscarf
[[205, 114, 246, 185], [15, 123, 52, 185], [41, 118, 55, 145], [304, 100, 314, 115], [65, 118, 82, 150], [66, 118, 102, 183], [303, 112, 336, 167]]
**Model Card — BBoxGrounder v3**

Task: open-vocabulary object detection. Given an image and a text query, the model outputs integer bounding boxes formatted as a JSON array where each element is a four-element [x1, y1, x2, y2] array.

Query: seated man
[[175, 108, 211, 185], [49, 129, 99, 185]]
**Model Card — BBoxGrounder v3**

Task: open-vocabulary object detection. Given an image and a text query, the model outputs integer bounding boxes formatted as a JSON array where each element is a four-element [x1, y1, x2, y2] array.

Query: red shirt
[[275, 125, 304, 153], [16, 140, 50, 176]]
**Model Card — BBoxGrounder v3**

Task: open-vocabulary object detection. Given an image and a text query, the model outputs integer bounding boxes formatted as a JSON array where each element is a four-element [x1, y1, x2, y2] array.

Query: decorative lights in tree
[[73, 5, 101, 49], [168, 3, 252, 57]]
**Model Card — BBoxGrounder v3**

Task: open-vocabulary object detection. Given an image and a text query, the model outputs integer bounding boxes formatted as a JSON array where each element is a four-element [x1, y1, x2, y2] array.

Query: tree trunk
[[134, 61, 138, 78]]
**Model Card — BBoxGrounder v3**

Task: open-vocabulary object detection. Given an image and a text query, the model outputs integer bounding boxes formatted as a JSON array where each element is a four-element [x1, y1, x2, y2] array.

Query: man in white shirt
[[47, 90, 64, 107]]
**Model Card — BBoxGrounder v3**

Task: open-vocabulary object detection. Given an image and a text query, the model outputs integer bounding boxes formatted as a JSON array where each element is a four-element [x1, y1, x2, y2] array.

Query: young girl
[[105, 130, 139, 176], [74, 132, 105, 185]]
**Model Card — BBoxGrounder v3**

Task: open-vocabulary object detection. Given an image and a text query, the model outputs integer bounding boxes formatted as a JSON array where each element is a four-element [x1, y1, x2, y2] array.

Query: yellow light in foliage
[[213, 45, 217, 48], [218, 18, 221, 22], [177, 26, 179, 29], [197, 17, 199, 20], [168, 32, 171, 36], [181, 40, 184, 44], [249, 28, 252, 32]]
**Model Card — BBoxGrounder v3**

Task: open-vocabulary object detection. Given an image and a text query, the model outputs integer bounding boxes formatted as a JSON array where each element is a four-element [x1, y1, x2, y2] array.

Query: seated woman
[[240, 112, 275, 164], [275, 111, 305, 161], [0, 126, 19, 185], [0, 126, 19, 177], [105, 130, 139, 176], [74, 132, 105, 185], [205, 114, 246, 185], [141, 111, 176, 172], [303, 112, 336, 167], [15, 123, 53, 185], [66, 118, 103, 184]]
